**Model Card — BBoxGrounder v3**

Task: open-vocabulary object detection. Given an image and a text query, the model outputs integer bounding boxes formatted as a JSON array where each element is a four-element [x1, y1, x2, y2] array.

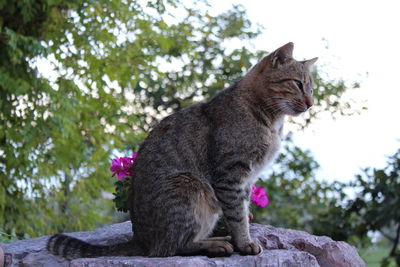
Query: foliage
[[1, 0, 360, 240], [252, 138, 320, 228], [0, 0, 262, 238], [252, 140, 400, 267], [113, 179, 131, 213], [0, 228, 26, 243], [347, 148, 400, 266], [251, 138, 356, 238]]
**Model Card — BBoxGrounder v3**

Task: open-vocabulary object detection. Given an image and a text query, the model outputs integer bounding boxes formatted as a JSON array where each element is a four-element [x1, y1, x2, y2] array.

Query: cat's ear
[[270, 42, 294, 68], [302, 57, 318, 70], [251, 42, 294, 73]]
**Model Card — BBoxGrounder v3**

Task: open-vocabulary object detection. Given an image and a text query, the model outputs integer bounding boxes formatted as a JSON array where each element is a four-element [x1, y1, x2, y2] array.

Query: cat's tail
[[46, 233, 143, 259]]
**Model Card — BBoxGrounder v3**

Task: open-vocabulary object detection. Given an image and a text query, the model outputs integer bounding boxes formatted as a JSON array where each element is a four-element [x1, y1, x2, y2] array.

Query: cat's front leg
[[213, 183, 262, 255]]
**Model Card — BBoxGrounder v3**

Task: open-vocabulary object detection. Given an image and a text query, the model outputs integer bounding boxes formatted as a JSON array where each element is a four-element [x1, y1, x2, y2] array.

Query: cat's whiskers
[[263, 99, 289, 115]]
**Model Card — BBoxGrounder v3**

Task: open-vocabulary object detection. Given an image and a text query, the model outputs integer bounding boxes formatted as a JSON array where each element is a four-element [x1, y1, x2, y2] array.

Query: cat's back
[[133, 102, 210, 178]]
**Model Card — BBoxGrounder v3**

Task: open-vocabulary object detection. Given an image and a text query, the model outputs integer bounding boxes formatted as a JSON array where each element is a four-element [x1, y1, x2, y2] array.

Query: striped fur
[[47, 43, 317, 259], [46, 234, 137, 259]]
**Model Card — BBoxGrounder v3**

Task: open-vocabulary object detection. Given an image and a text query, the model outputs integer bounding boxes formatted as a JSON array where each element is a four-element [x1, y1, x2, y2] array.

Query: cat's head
[[244, 42, 318, 116]]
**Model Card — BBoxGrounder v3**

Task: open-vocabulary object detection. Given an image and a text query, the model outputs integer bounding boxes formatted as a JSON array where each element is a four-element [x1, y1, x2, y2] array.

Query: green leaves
[[0, 0, 263, 238], [252, 138, 325, 231], [350, 150, 400, 233], [346, 149, 400, 265], [251, 137, 368, 244], [113, 179, 131, 213]]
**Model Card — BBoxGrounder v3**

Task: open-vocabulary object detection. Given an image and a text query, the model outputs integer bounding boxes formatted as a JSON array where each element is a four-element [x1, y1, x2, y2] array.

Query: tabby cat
[[47, 42, 317, 259]]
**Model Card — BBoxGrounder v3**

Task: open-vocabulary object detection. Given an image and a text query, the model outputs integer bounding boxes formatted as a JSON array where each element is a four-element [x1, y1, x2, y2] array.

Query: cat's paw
[[236, 241, 262, 255], [206, 240, 234, 257]]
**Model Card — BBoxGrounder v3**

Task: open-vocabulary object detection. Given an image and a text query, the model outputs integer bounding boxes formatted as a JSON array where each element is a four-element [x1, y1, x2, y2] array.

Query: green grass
[[359, 246, 396, 267]]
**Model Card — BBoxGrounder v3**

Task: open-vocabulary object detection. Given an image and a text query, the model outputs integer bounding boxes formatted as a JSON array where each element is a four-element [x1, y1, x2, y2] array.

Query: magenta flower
[[110, 153, 137, 180], [251, 185, 269, 207]]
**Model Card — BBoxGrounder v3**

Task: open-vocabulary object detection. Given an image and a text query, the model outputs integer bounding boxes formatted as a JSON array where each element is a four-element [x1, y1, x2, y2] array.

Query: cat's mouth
[[288, 105, 309, 116], [283, 101, 310, 116], [292, 107, 307, 113], [284, 100, 310, 116]]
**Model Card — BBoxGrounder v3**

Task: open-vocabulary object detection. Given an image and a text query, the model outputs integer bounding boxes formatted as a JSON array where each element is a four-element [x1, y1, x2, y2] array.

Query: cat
[[47, 42, 317, 259]]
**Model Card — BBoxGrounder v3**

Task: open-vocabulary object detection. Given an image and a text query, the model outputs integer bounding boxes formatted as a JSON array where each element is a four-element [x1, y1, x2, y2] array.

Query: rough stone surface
[[0, 247, 4, 267], [0, 221, 366, 267]]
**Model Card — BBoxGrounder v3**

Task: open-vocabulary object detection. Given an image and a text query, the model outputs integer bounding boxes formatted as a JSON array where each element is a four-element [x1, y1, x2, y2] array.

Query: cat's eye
[[294, 80, 304, 92]]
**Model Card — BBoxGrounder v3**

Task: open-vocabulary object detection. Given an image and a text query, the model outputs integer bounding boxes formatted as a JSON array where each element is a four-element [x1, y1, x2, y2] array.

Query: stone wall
[[0, 222, 366, 267]]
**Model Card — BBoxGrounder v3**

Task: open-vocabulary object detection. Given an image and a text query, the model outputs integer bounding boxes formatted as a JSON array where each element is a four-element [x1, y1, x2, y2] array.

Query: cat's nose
[[304, 96, 313, 109]]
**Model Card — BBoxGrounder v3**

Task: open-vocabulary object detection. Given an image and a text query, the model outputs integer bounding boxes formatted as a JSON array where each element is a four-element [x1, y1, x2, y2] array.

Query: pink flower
[[110, 153, 137, 180], [251, 185, 269, 207]]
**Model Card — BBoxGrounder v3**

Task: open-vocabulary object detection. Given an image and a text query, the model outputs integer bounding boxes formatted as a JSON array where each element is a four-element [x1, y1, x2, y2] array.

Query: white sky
[[212, 0, 400, 182]]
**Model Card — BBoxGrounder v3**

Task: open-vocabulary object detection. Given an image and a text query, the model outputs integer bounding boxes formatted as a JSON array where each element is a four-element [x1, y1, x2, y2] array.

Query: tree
[[1, 0, 117, 236], [1, 0, 359, 238], [347, 149, 400, 266], [0, 0, 262, 237], [251, 137, 362, 240]]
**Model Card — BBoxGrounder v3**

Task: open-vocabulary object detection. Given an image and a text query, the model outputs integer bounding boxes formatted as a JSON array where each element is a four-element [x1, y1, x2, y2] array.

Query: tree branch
[[389, 223, 400, 257], [380, 230, 396, 243]]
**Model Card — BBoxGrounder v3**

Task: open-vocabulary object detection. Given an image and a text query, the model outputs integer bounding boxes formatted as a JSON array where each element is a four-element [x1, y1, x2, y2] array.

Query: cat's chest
[[246, 118, 283, 185]]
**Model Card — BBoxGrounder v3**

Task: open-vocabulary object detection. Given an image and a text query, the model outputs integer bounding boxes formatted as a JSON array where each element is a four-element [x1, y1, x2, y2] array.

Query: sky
[[211, 0, 400, 182]]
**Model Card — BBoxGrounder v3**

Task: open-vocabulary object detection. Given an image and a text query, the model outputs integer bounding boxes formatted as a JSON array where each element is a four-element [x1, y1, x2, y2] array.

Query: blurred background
[[0, 0, 399, 266]]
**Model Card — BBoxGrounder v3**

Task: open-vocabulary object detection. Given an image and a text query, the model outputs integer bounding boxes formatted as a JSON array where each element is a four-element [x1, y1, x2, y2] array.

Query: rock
[[250, 224, 366, 267], [0, 246, 4, 267], [0, 222, 366, 267]]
